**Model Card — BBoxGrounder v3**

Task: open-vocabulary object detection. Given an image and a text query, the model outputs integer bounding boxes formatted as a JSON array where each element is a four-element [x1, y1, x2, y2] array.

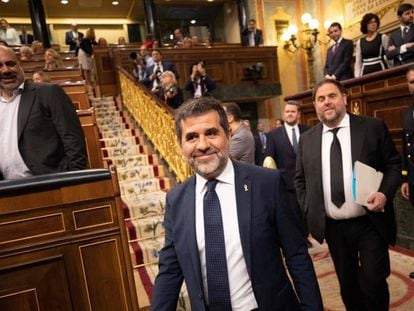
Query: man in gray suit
[[222, 102, 255, 164], [296, 79, 401, 311], [0, 45, 87, 180], [386, 3, 414, 66]]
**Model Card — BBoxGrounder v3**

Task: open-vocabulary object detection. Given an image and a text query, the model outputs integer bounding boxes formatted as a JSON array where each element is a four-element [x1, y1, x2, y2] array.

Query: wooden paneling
[[285, 64, 414, 152], [0, 170, 139, 311], [78, 110, 104, 169]]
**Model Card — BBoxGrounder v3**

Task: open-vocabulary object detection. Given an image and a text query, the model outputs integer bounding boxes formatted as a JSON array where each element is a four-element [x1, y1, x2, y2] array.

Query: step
[[125, 215, 165, 241], [121, 191, 167, 219], [118, 177, 172, 197], [105, 154, 160, 169], [101, 145, 150, 158], [117, 165, 166, 183], [100, 136, 143, 148]]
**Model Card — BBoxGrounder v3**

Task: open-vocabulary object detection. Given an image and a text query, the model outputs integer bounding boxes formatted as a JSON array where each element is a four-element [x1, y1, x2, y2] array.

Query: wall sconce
[[281, 13, 322, 53]]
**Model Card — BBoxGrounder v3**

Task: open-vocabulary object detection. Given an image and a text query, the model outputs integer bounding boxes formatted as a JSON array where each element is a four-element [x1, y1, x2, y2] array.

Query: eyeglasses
[[0, 61, 17, 68]]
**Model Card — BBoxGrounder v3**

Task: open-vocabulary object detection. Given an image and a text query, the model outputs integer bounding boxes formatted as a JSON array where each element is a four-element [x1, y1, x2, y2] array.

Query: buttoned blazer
[[65, 31, 84, 51], [253, 131, 268, 166], [386, 27, 414, 65], [15, 81, 87, 177], [19, 33, 34, 45], [241, 29, 264, 46], [265, 124, 309, 190], [151, 161, 323, 311], [323, 38, 354, 81], [295, 114, 401, 245], [402, 105, 414, 193]]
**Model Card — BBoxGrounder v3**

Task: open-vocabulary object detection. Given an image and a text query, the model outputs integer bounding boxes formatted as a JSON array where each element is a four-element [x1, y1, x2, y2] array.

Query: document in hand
[[353, 161, 383, 206]]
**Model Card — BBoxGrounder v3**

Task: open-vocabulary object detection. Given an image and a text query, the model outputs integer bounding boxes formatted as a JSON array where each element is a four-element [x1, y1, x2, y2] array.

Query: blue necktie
[[292, 128, 298, 153], [330, 128, 345, 207], [204, 179, 232, 310]]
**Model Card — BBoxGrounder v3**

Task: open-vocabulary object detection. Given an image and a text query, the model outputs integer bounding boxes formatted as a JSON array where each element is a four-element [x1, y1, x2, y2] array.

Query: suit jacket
[[323, 38, 354, 81], [152, 161, 323, 310], [65, 31, 84, 51], [386, 26, 414, 65], [230, 124, 255, 164], [184, 75, 216, 97], [19, 33, 34, 45], [253, 131, 268, 166], [241, 28, 264, 46], [142, 62, 179, 89], [295, 114, 401, 245], [402, 105, 414, 203], [265, 124, 309, 190], [5, 81, 87, 179]]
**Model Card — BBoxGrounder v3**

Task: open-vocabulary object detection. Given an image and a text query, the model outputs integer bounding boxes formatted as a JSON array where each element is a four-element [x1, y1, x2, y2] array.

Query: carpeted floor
[[309, 239, 414, 310]]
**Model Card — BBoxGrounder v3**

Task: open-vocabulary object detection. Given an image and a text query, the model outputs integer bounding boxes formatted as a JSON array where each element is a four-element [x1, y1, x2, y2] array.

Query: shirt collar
[[284, 122, 298, 131], [196, 158, 234, 195], [322, 113, 350, 133]]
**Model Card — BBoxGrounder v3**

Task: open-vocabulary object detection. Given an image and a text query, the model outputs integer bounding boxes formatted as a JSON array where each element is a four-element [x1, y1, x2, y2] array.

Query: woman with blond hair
[[156, 70, 183, 109], [44, 48, 63, 69], [78, 28, 97, 87]]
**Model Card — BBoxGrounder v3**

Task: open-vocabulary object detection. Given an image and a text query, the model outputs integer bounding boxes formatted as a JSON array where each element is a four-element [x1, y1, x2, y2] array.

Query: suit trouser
[[287, 190, 308, 238], [325, 216, 390, 311]]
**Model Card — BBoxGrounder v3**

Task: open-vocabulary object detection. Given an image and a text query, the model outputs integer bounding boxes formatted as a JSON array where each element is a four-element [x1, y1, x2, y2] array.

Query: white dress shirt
[[0, 83, 32, 179], [0, 27, 21, 45], [284, 123, 300, 147], [195, 159, 258, 310], [321, 113, 366, 219]]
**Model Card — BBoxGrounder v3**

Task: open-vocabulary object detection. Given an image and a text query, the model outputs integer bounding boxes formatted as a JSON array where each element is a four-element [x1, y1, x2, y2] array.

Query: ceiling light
[[207, 0, 215, 2], [112, 1, 119, 5], [1, 0, 10, 3], [190, 20, 196, 24], [61, 0, 69, 4]]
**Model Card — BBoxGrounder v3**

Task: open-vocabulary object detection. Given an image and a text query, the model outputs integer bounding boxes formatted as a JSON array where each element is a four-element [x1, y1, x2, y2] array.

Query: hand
[[366, 192, 386, 212], [401, 182, 410, 200], [387, 45, 396, 51], [406, 42, 414, 49]]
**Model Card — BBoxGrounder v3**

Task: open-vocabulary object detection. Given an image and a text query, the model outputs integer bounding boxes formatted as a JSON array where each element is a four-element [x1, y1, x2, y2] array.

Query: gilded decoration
[[119, 72, 192, 182]]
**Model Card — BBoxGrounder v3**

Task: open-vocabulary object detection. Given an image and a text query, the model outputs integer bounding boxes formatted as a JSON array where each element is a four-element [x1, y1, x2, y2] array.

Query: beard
[[0, 71, 24, 93], [188, 147, 229, 180]]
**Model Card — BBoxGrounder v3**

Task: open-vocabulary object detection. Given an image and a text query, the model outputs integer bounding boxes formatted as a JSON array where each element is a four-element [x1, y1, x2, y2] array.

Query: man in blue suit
[[323, 22, 354, 81], [151, 97, 323, 310]]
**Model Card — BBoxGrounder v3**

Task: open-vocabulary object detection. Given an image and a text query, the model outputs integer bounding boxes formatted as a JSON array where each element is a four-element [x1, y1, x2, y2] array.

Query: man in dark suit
[[0, 45, 87, 180], [323, 22, 354, 81], [142, 49, 179, 91], [401, 66, 414, 279], [386, 3, 414, 66], [65, 23, 84, 52], [241, 19, 264, 47], [296, 79, 401, 311], [265, 101, 310, 243], [253, 121, 268, 165], [19, 26, 33, 45], [151, 97, 323, 310]]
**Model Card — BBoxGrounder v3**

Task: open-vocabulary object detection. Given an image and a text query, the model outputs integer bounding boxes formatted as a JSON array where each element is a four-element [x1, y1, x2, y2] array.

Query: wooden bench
[[20, 57, 79, 70], [24, 67, 83, 81], [0, 169, 139, 310]]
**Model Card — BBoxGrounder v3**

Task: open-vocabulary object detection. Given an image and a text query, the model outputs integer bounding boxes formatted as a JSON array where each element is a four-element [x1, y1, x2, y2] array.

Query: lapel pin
[[244, 184, 249, 192]]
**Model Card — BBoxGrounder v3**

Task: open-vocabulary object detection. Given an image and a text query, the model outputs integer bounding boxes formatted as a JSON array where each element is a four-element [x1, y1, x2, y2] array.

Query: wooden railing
[[118, 69, 192, 182], [285, 64, 413, 151]]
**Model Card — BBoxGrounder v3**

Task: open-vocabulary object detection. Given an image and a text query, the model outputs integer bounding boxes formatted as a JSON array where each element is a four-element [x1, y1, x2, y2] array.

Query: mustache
[[192, 148, 217, 157], [0, 72, 17, 79]]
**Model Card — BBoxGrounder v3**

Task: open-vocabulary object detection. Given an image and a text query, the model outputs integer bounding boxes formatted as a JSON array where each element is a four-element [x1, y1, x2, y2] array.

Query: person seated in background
[[183, 37, 193, 48], [117, 36, 126, 45], [355, 13, 390, 77], [143, 33, 154, 48], [173, 28, 184, 47], [155, 70, 183, 110], [0, 18, 20, 45], [138, 44, 153, 67], [152, 40, 160, 48], [185, 60, 216, 98], [241, 19, 264, 47], [130, 51, 146, 82], [191, 35, 199, 46], [32, 70, 51, 83], [0, 45, 87, 180], [19, 45, 33, 61], [97, 37, 108, 47], [19, 26, 34, 45], [31, 40, 44, 55], [386, 3, 414, 66], [44, 48, 64, 70], [324, 22, 354, 81]]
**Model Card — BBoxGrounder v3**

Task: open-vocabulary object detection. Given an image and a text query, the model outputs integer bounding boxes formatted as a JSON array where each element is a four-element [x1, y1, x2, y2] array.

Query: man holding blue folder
[[296, 79, 401, 311]]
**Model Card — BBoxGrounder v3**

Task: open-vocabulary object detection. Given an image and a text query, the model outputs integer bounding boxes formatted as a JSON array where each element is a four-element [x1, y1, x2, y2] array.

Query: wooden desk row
[[20, 57, 79, 69]]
